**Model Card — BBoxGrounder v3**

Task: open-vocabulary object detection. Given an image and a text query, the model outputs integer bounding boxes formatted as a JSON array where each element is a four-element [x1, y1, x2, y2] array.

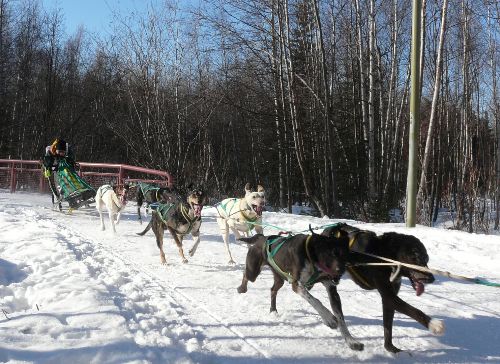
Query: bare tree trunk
[[419, 0, 427, 99], [489, 5, 500, 230], [417, 0, 449, 214], [384, 65, 410, 196], [367, 0, 376, 205], [0, 0, 5, 101], [313, 0, 336, 216], [354, 0, 369, 172], [458, 0, 474, 232], [382, 0, 398, 191], [271, 0, 286, 209], [282, 0, 326, 216]]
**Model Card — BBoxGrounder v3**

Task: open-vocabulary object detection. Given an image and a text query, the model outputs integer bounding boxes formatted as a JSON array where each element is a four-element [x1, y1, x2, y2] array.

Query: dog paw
[[428, 319, 445, 336], [228, 259, 236, 265], [182, 258, 188, 264], [269, 310, 279, 318], [349, 341, 364, 351], [385, 344, 402, 353], [237, 286, 247, 294], [188, 249, 195, 257]]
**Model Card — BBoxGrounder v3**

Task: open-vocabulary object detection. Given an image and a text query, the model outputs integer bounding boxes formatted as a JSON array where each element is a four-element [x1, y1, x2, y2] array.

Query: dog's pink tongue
[[255, 205, 263, 216], [415, 281, 425, 296], [120, 195, 127, 205], [194, 204, 202, 216]]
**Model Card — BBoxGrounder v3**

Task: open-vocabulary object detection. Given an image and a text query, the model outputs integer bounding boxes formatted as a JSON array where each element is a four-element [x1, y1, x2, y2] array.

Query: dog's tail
[[238, 234, 265, 245], [136, 219, 153, 236]]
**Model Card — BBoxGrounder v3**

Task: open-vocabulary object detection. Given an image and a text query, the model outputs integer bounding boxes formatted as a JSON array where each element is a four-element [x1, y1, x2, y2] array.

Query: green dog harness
[[265, 235, 320, 289], [156, 202, 198, 235]]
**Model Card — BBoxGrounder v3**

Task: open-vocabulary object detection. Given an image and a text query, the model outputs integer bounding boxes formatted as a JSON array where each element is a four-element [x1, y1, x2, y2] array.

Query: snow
[[1, 190, 500, 363]]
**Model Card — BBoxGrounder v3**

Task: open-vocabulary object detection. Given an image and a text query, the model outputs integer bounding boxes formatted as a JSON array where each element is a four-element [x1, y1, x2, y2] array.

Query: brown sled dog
[[237, 231, 364, 351], [137, 188, 206, 264], [322, 223, 444, 353]]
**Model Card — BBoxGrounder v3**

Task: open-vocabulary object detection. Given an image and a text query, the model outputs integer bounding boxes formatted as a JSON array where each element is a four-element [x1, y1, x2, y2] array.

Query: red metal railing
[[0, 159, 173, 193]]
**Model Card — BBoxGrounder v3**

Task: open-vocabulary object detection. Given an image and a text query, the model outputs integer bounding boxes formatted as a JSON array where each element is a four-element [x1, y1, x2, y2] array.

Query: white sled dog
[[95, 184, 129, 233], [191, 183, 265, 264]]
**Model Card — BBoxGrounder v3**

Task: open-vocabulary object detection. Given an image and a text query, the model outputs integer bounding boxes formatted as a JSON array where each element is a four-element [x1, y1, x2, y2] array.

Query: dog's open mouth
[[410, 277, 424, 296], [193, 204, 202, 217], [252, 204, 263, 216], [316, 263, 342, 283], [409, 273, 433, 296]]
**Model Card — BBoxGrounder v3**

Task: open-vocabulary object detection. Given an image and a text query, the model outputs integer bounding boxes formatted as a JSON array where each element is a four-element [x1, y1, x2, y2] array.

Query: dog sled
[[48, 159, 95, 211]]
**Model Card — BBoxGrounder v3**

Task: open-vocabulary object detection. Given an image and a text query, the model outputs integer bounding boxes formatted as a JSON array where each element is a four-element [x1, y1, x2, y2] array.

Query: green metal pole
[[406, 0, 422, 227]]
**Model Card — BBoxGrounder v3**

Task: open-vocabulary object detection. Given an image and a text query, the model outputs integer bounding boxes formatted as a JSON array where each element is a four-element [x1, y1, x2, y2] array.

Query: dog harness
[[265, 235, 320, 290], [178, 203, 199, 234], [97, 185, 114, 197], [97, 185, 126, 210], [139, 182, 160, 197], [333, 231, 374, 289], [156, 202, 199, 235], [265, 235, 294, 284], [157, 203, 175, 225], [304, 236, 322, 289], [216, 198, 259, 232]]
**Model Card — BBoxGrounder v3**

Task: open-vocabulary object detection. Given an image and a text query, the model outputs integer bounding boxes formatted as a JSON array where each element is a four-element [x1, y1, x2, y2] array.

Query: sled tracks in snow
[[50, 219, 272, 361], [121, 257, 272, 360]]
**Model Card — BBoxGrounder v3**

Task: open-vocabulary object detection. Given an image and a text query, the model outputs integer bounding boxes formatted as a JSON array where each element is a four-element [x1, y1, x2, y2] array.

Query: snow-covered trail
[[1, 191, 500, 363]]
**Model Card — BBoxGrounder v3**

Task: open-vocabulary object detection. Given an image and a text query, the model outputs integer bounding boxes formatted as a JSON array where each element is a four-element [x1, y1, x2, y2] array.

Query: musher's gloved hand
[[44, 169, 51, 178]]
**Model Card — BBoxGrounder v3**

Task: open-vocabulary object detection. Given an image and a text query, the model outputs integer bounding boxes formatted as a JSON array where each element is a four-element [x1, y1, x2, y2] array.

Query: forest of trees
[[0, 0, 499, 232]]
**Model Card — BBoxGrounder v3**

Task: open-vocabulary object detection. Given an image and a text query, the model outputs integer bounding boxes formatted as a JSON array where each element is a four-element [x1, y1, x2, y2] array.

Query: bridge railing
[[0, 159, 173, 194]]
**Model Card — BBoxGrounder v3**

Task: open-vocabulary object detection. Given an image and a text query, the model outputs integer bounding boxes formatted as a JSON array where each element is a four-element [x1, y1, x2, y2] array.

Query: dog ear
[[245, 183, 251, 192], [257, 184, 265, 192]]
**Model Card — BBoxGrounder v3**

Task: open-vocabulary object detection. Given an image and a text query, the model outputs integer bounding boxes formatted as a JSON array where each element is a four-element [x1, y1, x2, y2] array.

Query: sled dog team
[[93, 181, 444, 353]]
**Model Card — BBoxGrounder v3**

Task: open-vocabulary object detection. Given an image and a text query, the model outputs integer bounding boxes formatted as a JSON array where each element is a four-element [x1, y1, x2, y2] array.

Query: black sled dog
[[237, 231, 364, 351], [322, 223, 444, 353]]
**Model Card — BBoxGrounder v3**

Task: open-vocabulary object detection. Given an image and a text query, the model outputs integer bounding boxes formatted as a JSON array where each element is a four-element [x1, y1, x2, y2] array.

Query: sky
[[41, 0, 149, 35], [1, 190, 500, 363]]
